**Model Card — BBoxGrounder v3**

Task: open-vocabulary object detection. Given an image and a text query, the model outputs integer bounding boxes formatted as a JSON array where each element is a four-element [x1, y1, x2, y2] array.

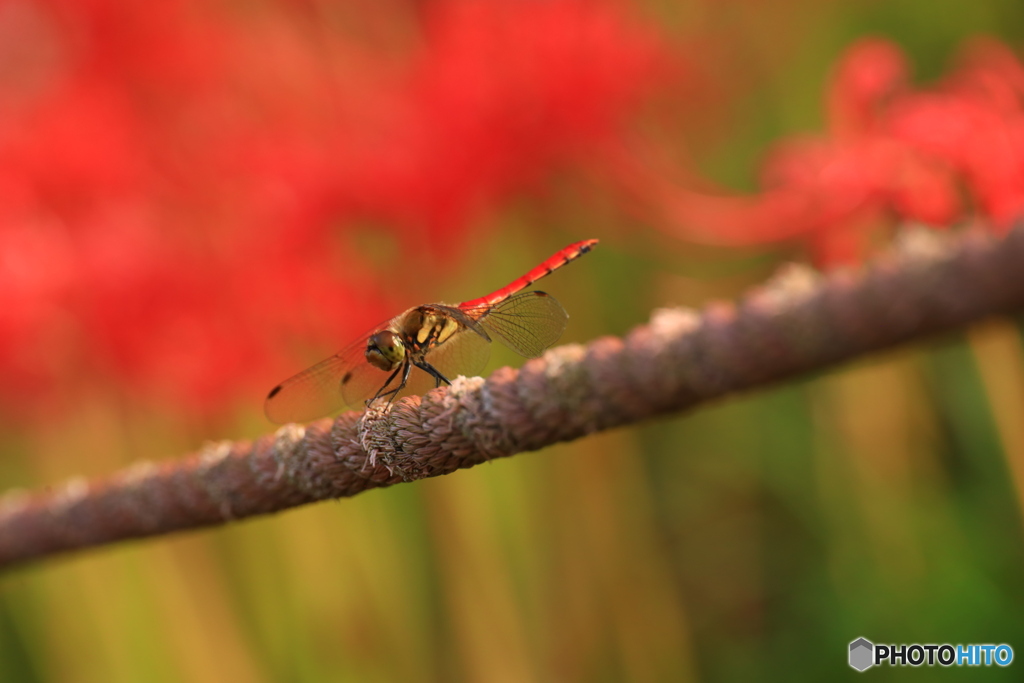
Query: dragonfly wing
[[265, 313, 405, 422], [415, 319, 491, 389], [264, 348, 358, 424], [338, 351, 404, 408], [469, 290, 568, 358]]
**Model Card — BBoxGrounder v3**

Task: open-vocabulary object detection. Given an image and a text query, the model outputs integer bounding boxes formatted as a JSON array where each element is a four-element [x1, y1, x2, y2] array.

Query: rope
[[2, 224, 1023, 568]]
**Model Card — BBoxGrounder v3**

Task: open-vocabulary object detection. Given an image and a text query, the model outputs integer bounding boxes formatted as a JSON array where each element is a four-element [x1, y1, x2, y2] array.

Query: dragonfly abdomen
[[458, 238, 599, 311]]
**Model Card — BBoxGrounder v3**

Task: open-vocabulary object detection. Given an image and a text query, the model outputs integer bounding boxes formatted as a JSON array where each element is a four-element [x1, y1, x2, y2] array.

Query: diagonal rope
[[2, 224, 1024, 568]]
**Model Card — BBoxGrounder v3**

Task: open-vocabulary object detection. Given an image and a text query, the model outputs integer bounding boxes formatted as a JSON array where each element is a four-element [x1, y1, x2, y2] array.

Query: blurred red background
[[0, 0, 675, 422], [3, 0, 1023, 426]]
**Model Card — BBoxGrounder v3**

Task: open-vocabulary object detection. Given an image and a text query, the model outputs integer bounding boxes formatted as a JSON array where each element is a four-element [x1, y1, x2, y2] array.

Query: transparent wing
[[265, 314, 404, 423], [338, 344, 404, 408], [465, 290, 568, 358], [264, 352, 347, 424], [264, 340, 365, 424], [418, 316, 491, 385]]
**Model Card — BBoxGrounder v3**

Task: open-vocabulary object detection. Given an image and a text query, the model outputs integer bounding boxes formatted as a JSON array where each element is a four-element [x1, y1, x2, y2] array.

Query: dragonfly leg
[[414, 360, 453, 388], [369, 361, 413, 406]]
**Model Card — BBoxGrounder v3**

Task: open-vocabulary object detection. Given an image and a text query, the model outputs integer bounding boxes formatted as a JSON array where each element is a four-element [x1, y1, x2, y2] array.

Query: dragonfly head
[[366, 330, 406, 371]]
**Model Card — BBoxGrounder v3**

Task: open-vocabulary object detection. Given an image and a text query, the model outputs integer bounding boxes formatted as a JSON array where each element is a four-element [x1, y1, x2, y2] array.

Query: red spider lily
[[888, 39, 1024, 228], [0, 0, 669, 422], [627, 37, 1024, 265]]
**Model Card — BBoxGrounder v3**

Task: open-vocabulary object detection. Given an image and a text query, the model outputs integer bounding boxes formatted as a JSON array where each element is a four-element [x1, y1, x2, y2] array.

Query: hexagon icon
[[849, 638, 874, 671]]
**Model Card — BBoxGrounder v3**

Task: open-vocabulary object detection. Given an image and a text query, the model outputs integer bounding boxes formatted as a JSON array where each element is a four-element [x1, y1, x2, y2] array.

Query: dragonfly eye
[[366, 330, 405, 371]]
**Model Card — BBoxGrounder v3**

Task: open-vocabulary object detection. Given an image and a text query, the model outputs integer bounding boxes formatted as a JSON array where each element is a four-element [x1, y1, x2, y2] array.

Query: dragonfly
[[264, 238, 599, 423]]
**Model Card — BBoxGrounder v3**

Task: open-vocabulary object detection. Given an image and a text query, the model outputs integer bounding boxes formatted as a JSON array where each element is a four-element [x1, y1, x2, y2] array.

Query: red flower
[[629, 37, 1024, 265]]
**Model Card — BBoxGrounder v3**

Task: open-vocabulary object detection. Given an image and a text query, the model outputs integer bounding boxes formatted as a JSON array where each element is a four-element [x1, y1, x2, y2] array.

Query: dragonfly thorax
[[398, 306, 466, 354], [365, 330, 405, 371], [365, 306, 467, 373]]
